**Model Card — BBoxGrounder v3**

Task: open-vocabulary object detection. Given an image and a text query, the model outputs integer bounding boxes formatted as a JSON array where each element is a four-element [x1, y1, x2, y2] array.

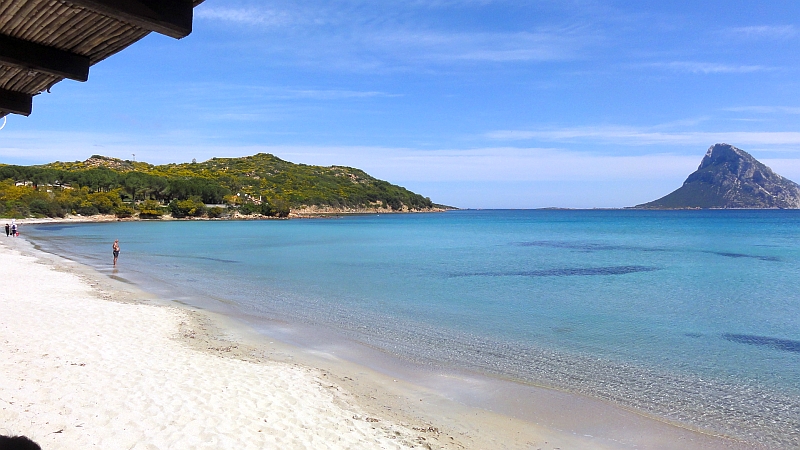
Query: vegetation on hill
[[0, 153, 441, 219]]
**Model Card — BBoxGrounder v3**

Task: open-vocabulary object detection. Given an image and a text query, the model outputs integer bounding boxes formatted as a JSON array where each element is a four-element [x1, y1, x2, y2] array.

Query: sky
[[2, 0, 800, 208]]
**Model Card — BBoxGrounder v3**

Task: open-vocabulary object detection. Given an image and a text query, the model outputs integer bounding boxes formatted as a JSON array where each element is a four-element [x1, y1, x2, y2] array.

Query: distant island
[[636, 143, 800, 209], [0, 154, 450, 219]]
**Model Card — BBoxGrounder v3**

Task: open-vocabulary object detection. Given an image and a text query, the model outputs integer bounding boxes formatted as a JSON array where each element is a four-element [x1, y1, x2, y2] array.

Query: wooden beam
[[0, 88, 32, 116], [66, 0, 194, 39], [0, 34, 89, 82]]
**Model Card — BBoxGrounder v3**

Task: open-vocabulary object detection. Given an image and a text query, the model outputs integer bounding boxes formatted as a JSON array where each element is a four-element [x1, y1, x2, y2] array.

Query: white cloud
[[284, 89, 400, 99], [329, 147, 700, 182], [372, 27, 592, 63], [195, 6, 293, 26], [179, 82, 398, 100], [724, 106, 800, 115], [650, 61, 770, 74], [760, 158, 800, 182], [730, 25, 797, 40], [195, 2, 595, 66], [486, 126, 800, 147], [403, 0, 502, 7]]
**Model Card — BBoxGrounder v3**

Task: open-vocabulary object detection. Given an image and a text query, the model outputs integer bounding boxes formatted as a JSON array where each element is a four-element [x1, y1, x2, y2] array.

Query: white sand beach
[[0, 243, 420, 449], [0, 237, 754, 449]]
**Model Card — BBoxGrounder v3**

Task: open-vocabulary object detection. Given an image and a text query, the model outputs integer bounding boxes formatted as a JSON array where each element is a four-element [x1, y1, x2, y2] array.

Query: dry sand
[[0, 236, 753, 449]]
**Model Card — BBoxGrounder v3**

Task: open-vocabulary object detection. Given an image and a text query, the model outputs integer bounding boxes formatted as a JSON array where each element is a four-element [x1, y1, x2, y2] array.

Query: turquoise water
[[26, 210, 800, 446]]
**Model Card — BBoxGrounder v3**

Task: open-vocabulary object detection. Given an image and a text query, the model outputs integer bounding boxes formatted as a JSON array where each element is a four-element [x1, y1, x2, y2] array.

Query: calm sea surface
[[26, 210, 800, 446]]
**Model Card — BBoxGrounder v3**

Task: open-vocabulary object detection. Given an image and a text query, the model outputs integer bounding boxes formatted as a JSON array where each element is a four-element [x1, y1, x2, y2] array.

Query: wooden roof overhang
[[0, 0, 205, 118]]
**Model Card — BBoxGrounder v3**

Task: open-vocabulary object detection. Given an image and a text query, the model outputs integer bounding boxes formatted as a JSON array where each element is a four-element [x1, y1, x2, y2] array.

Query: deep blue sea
[[25, 210, 800, 446]]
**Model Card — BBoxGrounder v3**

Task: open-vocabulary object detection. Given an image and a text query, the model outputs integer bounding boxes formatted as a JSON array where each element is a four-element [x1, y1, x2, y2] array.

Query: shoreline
[[5, 207, 796, 228], [0, 234, 758, 449], [1, 206, 455, 226]]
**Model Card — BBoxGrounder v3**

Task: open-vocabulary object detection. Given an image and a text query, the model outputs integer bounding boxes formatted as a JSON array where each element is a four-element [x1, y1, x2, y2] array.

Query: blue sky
[[2, 0, 800, 208]]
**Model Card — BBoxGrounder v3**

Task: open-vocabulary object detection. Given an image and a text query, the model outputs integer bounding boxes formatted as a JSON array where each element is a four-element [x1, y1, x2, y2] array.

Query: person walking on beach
[[112, 239, 120, 266], [11, 223, 17, 237], [4, 223, 8, 237]]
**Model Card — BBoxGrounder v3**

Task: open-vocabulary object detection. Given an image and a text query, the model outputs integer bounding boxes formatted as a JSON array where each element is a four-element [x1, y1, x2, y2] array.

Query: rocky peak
[[84, 155, 135, 171], [637, 144, 800, 209], [699, 143, 743, 169]]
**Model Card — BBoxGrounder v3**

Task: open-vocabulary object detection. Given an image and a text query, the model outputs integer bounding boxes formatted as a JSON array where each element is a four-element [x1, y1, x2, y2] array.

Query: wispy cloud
[[194, 2, 596, 66], [402, 0, 504, 7], [180, 82, 398, 97], [650, 61, 770, 74], [283, 89, 401, 99], [486, 126, 800, 147], [730, 25, 797, 40], [331, 147, 700, 182], [372, 28, 593, 63], [195, 6, 294, 26], [724, 106, 800, 115]]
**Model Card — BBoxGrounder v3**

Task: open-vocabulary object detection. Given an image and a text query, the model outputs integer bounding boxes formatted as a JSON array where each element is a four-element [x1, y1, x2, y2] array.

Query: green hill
[[0, 153, 446, 219]]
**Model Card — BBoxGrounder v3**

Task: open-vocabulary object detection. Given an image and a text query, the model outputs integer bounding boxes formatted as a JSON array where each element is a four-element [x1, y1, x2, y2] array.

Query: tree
[[122, 172, 151, 201], [114, 205, 134, 218], [239, 203, 259, 215], [169, 198, 206, 218], [137, 199, 164, 219]]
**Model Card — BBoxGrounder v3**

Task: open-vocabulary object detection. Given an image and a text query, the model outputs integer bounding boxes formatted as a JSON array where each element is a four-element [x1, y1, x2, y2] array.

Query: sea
[[24, 210, 800, 447]]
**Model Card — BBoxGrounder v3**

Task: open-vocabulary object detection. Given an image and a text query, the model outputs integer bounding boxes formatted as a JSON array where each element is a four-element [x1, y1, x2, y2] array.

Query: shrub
[[169, 198, 206, 218], [76, 199, 100, 216], [28, 199, 64, 217], [87, 190, 123, 214], [387, 197, 403, 211], [259, 198, 290, 217], [271, 198, 290, 217], [239, 202, 259, 215], [223, 194, 242, 206], [114, 205, 135, 218], [5, 203, 29, 218], [137, 199, 164, 219], [207, 206, 226, 218]]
